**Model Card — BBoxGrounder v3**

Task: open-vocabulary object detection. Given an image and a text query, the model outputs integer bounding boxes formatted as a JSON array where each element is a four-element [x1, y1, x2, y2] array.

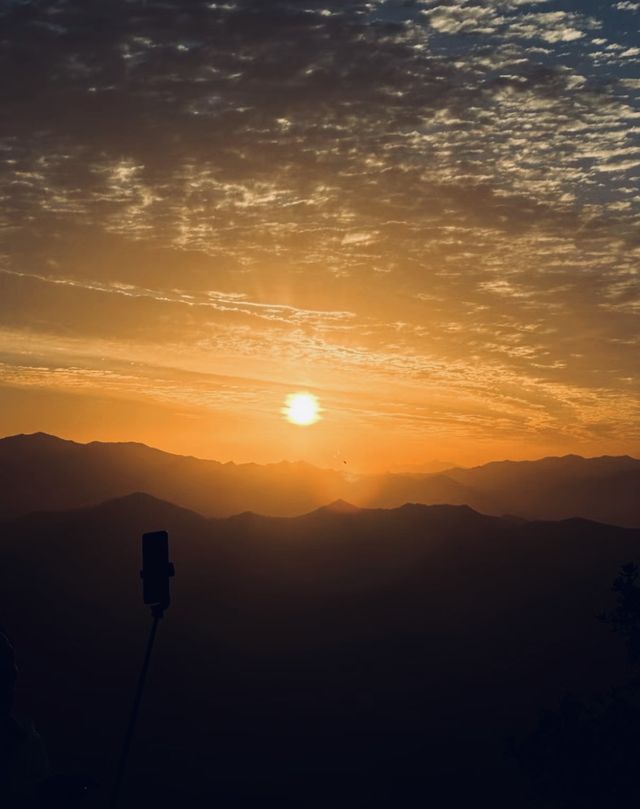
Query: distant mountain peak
[[398, 502, 476, 516], [319, 499, 361, 514], [1, 432, 76, 445], [79, 491, 208, 521], [106, 491, 170, 507]]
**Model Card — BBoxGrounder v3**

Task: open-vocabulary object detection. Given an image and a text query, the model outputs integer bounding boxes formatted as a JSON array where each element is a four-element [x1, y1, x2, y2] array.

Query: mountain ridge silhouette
[[1, 432, 638, 527]]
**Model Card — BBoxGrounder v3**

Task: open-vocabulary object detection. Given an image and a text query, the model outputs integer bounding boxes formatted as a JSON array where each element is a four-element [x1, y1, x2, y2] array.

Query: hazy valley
[[2, 433, 639, 528]]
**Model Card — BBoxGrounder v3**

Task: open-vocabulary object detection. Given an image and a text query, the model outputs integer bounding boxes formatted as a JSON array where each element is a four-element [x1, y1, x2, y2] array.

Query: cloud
[[0, 0, 638, 456]]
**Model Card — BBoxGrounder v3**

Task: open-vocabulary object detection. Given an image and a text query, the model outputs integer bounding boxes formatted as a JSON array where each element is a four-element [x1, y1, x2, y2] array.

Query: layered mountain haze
[[1, 432, 638, 527], [447, 455, 640, 528], [2, 431, 639, 805]]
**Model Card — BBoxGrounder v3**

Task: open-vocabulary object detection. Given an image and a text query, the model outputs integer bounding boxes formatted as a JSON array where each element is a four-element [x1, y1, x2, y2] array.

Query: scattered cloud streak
[[0, 0, 638, 463]]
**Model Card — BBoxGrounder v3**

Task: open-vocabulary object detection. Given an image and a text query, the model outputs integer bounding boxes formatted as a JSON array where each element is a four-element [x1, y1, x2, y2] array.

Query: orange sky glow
[[1, 1, 639, 472]]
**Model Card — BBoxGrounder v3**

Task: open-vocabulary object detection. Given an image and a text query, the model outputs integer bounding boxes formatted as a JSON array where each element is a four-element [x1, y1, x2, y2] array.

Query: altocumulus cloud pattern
[[0, 0, 639, 453]]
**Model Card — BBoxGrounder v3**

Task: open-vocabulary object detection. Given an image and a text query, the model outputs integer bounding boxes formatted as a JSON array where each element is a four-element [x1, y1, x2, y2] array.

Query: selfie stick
[[110, 531, 175, 809]]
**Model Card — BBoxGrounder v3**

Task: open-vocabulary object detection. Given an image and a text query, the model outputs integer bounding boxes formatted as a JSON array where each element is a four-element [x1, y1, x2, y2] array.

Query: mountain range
[[1, 432, 638, 527], [1, 491, 638, 807], [3, 431, 640, 804]]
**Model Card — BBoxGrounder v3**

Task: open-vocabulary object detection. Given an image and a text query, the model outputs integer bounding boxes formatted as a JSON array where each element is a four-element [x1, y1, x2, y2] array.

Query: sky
[[1, 0, 639, 470]]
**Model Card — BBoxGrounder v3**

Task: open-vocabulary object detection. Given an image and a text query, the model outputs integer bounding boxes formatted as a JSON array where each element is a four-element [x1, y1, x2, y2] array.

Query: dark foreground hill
[[1, 495, 639, 807], [1, 432, 639, 527]]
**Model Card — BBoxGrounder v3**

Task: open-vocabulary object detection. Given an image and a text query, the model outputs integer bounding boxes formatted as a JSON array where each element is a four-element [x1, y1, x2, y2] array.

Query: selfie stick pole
[[110, 608, 162, 809], [110, 531, 174, 809]]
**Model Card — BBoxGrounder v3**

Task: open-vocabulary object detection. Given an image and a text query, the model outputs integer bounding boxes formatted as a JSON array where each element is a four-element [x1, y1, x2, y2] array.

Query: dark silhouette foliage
[[516, 561, 640, 808], [515, 689, 640, 808], [599, 562, 640, 664]]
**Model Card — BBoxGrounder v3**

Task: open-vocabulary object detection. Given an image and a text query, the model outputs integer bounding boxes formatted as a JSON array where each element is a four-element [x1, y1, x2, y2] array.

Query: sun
[[283, 392, 321, 426]]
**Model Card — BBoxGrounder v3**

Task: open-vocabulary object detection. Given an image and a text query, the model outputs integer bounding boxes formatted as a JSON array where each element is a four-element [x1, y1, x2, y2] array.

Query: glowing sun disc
[[284, 392, 321, 426]]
